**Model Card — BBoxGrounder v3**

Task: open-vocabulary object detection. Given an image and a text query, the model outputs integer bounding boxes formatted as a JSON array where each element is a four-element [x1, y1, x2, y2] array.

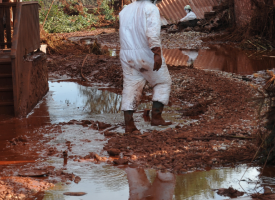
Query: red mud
[[45, 32, 260, 172], [103, 68, 258, 172], [47, 54, 122, 89], [0, 30, 264, 198], [216, 187, 244, 198]]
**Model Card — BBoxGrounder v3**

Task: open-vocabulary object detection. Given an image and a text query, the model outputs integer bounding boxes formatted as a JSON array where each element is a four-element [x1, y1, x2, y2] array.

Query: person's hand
[[151, 47, 162, 71]]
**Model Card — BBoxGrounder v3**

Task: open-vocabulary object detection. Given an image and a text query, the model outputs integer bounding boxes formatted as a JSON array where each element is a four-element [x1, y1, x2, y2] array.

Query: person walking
[[119, 0, 172, 133]]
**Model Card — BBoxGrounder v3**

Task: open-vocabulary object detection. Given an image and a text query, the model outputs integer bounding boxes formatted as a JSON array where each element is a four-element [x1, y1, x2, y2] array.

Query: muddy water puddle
[[108, 46, 275, 75], [1, 80, 275, 199], [48, 81, 195, 132], [43, 164, 275, 200], [165, 46, 275, 75]]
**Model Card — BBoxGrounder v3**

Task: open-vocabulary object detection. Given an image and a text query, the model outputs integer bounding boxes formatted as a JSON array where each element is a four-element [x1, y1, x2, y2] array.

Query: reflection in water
[[50, 82, 151, 115], [126, 168, 175, 200], [147, 166, 272, 200], [163, 46, 275, 75], [2, 81, 275, 199], [79, 86, 122, 114], [181, 50, 199, 66]]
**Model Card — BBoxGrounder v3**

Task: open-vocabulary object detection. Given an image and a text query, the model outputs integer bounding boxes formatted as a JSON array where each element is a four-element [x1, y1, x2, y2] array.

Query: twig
[[42, 0, 55, 28], [81, 55, 89, 82]]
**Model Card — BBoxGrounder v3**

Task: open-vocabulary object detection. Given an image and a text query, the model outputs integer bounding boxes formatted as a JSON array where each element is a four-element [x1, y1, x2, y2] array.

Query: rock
[[131, 155, 137, 160], [97, 122, 111, 130], [89, 152, 95, 158], [63, 192, 86, 196], [94, 154, 102, 161], [104, 131, 116, 137], [107, 149, 120, 156], [82, 120, 92, 125], [84, 154, 91, 159], [113, 158, 128, 165], [74, 176, 81, 184], [217, 187, 244, 198], [89, 123, 98, 130]]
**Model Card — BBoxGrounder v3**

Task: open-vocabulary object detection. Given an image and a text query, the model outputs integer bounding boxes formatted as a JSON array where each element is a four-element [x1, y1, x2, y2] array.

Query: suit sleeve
[[180, 12, 197, 22], [145, 5, 161, 49]]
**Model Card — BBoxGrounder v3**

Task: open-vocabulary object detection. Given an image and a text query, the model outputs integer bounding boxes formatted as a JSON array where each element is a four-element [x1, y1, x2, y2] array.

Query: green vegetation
[[24, 0, 115, 33]]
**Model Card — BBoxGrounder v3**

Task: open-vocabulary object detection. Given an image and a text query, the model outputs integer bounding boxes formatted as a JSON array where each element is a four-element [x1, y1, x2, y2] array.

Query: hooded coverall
[[119, 0, 172, 111]]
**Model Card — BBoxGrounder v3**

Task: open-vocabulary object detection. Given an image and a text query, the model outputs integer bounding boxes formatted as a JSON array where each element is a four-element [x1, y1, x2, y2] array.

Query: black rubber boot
[[151, 101, 172, 126], [124, 111, 138, 133]]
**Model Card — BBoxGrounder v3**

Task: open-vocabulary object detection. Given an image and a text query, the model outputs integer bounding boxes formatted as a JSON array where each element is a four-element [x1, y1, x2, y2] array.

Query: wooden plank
[[10, 3, 21, 59], [0, 7, 4, 49], [5, 6, 11, 48], [0, 55, 12, 63]]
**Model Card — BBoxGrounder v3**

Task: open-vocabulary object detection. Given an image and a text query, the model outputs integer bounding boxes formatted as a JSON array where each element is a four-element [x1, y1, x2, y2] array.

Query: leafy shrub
[[24, 0, 115, 33], [100, 0, 115, 21]]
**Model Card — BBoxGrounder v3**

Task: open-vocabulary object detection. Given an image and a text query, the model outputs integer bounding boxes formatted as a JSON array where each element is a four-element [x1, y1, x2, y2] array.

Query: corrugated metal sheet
[[163, 49, 189, 66], [157, 0, 220, 24]]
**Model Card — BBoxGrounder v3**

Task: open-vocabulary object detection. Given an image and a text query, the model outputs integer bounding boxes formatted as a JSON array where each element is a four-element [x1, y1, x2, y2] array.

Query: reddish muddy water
[[109, 45, 275, 75], [1, 80, 275, 199]]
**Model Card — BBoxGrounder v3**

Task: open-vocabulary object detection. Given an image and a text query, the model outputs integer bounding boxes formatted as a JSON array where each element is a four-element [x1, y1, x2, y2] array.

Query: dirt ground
[[45, 28, 260, 171], [0, 28, 266, 199]]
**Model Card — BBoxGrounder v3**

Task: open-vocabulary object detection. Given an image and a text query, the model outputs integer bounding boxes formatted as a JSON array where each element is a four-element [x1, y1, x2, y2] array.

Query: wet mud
[[1, 30, 275, 199]]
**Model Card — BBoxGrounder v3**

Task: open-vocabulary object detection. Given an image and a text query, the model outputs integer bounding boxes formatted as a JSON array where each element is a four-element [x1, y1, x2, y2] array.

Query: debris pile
[[209, 0, 275, 50], [199, 0, 235, 32]]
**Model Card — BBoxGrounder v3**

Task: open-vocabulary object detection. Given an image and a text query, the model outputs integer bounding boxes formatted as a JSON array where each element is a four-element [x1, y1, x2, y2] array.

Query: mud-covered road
[[1, 28, 275, 199]]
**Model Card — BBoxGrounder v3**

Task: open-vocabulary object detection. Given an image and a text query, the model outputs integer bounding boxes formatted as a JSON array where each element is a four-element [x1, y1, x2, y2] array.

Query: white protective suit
[[179, 11, 197, 22], [119, 0, 172, 111]]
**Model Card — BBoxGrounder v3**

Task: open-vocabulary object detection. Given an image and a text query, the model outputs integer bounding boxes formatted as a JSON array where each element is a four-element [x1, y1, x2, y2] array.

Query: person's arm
[[145, 5, 161, 49], [145, 5, 162, 71]]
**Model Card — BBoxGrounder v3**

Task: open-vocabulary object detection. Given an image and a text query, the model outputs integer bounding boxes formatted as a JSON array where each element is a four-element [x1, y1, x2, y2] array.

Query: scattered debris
[[63, 192, 87, 196], [216, 187, 244, 198]]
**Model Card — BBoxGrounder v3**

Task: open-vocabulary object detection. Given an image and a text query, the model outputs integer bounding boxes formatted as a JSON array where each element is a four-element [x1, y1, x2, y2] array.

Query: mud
[[216, 187, 244, 198], [102, 66, 259, 172], [2, 29, 275, 199]]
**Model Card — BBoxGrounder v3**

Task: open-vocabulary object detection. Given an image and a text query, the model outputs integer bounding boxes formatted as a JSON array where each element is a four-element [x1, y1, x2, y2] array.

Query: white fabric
[[119, 0, 172, 111], [179, 11, 197, 22], [181, 50, 198, 66]]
